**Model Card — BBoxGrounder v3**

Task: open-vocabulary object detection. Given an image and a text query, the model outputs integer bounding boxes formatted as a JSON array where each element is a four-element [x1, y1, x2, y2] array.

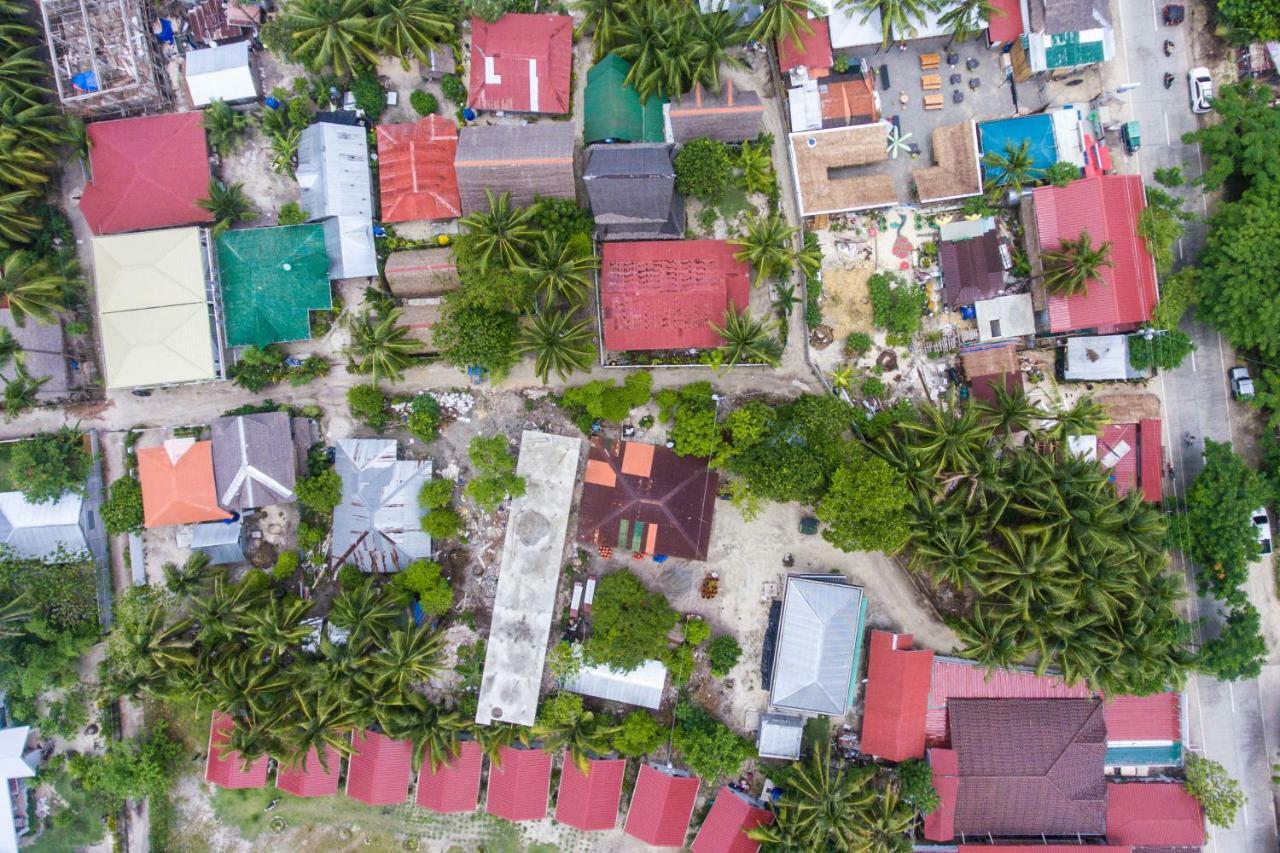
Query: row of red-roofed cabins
[[206, 714, 771, 849]]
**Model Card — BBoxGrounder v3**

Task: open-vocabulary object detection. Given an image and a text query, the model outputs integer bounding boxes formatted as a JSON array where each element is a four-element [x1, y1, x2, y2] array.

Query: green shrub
[[441, 73, 466, 104], [422, 506, 463, 539], [559, 371, 652, 431], [844, 332, 873, 357], [867, 272, 926, 338], [391, 559, 453, 616], [672, 701, 753, 780], [861, 376, 886, 398], [351, 73, 386, 122], [418, 478, 455, 510], [347, 383, 389, 431], [410, 90, 439, 115], [1128, 329, 1196, 371], [613, 710, 664, 757], [337, 564, 364, 590], [272, 550, 300, 580], [665, 643, 695, 685], [682, 618, 711, 647], [296, 469, 342, 514], [297, 520, 326, 552], [240, 568, 271, 593], [277, 201, 308, 226], [674, 137, 734, 201], [102, 476, 144, 534], [707, 634, 742, 677], [11, 429, 90, 504], [465, 434, 526, 511], [407, 394, 442, 443]]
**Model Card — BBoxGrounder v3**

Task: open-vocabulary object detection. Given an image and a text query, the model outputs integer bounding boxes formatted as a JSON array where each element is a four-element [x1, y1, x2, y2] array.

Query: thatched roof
[[384, 248, 460, 298], [914, 120, 982, 203], [454, 123, 576, 214], [960, 342, 1018, 379], [789, 124, 896, 216], [397, 303, 443, 353]]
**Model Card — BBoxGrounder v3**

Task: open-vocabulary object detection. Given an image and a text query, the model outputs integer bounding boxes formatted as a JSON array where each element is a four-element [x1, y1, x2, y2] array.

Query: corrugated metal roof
[[554, 756, 625, 831], [468, 13, 573, 114], [987, 0, 1025, 42], [691, 787, 773, 853], [1063, 335, 1144, 381], [205, 712, 269, 789], [211, 412, 298, 510], [769, 576, 864, 716], [624, 764, 700, 847], [926, 656, 1092, 744], [331, 439, 431, 573], [584, 53, 667, 144], [345, 729, 412, 805], [666, 82, 764, 144], [564, 656, 667, 709], [1105, 782, 1205, 847], [415, 740, 482, 813], [0, 491, 86, 560], [216, 224, 332, 347], [1104, 693, 1180, 743], [484, 746, 552, 821], [376, 116, 462, 222], [860, 631, 933, 761], [275, 744, 341, 797], [185, 41, 256, 107], [189, 520, 245, 565], [1138, 418, 1164, 503], [454, 123, 576, 214], [298, 122, 376, 279], [139, 440, 232, 528], [756, 713, 803, 759], [777, 16, 832, 74]]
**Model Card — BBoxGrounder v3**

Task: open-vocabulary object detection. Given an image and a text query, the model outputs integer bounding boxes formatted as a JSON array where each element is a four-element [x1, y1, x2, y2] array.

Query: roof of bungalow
[[940, 228, 1005, 306], [297, 122, 377, 280], [1097, 419, 1163, 503], [1063, 334, 1149, 382], [624, 764, 701, 847], [384, 247, 460, 298], [825, 1, 883, 48], [0, 726, 37, 853], [584, 52, 667, 144], [778, 17, 833, 76], [914, 121, 983, 203], [415, 740, 483, 813], [454, 123, 576, 214], [925, 656, 1093, 744], [757, 713, 804, 760], [789, 123, 897, 216], [0, 309, 69, 401], [859, 631, 934, 762], [216, 224, 332, 348], [376, 116, 462, 222], [666, 81, 765, 144], [345, 730, 412, 805], [210, 412, 298, 511], [769, 575, 866, 716], [1028, 0, 1113, 35], [469, 13, 572, 114], [691, 787, 774, 853], [331, 439, 431, 573], [1105, 781, 1204, 848], [185, 41, 257, 107], [138, 439, 232, 528], [988, 0, 1026, 42], [275, 744, 341, 797], [0, 491, 87, 560], [396, 303, 443, 354], [584, 144, 685, 241], [555, 756, 625, 831], [485, 746, 552, 821], [563, 656, 668, 709], [188, 519, 245, 565], [79, 112, 214, 235], [975, 294, 1035, 342], [206, 712, 269, 789]]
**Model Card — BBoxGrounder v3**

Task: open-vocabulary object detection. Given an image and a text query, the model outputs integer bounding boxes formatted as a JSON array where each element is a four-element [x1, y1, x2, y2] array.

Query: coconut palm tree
[[1041, 230, 1112, 297], [459, 190, 536, 271], [733, 212, 798, 286], [613, 2, 692, 103], [689, 9, 745, 93], [276, 689, 359, 772], [751, 742, 875, 848], [896, 399, 994, 476], [163, 551, 214, 597], [2, 363, 43, 419], [224, 714, 285, 766], [737, 139, 774, 195], [518, 310, 596, 382], [190, 577, 264, 646], [772, 282, 799, 322], [327, 578, 401, 649], [471, 721, 528, 766], [377, 692, 466, 771], [1052, 395, 1107, 439], [573, 0, 625, 59], [0, 190, 39, 247], [938, 0, 1000, 45], [950, 605, 1032, 670], [0, 97, 70, 148], [368, 625, 445, 694], [712, 307, 783, 367], [830, 364, 856, 394], [750, 0, 821, 50], [910, 514, 989, 591], [285, 0, 379, 77], [795, 234, 822, 280], [982, 139, 1041, 198], [243, 597, 313, 663], [0, 591, 32, 640], [369, 0, 453, 70], [533, 696, 620, 773], [982, 385, 1046, 435], [516, 234, 598, 307], [849, 783, 915, 852], [203, 99, 253, 154], [0, 130, 57, 188], [119, 606, 196, 672], [842, 0, 943, 48], [345, 308, 420, 384], [197, 179, 258, 235]]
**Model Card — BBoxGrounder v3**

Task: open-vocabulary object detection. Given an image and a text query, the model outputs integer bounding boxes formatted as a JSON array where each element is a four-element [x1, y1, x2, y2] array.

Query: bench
[[923, 94, 944, 110], [922, 73, 942, 91], [920, 52, 940, 70]]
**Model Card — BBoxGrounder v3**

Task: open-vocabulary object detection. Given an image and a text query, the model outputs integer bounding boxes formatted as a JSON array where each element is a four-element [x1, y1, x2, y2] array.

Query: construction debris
[[40, 0, 168, 116]]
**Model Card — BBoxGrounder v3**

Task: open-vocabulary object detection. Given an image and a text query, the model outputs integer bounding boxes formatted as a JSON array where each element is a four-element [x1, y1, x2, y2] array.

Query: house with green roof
[[1013, 0, 1115, 80], [583, 53, 667, 146], [216, 224, 332, 348]]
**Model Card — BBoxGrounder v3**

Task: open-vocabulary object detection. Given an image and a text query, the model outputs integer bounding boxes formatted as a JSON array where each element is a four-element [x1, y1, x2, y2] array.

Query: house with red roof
[[599, 240, 750, 352], [79, 112, 215, 235], [1032, 175, 1158, 335], [859, 631, 934, 761], [777, 18, 833, 79], [690, 787, 773, 853], [485, 746, 552, 822], [554, 756, 625, 831], [205, 712, 269, 789], [416, 740, 482, 813], [138, 439, 232, 528], [375, 115, 461, 223], [345, 730, 412, 805], [986, 0, 1026, 46], [469, 13, 572, 114], [1097, 419, 1164, 503], [1105, 781, 1205, 848], [275, 745, 341, 797], [624, 764, 700, 847]]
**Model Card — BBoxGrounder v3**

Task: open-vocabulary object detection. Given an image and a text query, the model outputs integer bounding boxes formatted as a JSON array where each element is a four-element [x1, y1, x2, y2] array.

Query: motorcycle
[[1164, 72, 1175, 89], [1163, 39, 1175, 56]]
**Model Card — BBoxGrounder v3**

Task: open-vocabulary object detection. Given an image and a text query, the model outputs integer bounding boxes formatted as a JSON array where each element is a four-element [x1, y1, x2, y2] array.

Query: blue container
[[462, 107, 477, 122]]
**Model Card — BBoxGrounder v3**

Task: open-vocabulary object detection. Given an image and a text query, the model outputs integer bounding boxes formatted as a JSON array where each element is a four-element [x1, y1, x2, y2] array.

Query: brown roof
[[788, 124, 896, 216], [576, 437, 719, 561], [454, 123, 576, 214], [914, 121, 982, 203], [960, 342, 1018, 379], [667, 81, 765, 144], [397, 303, 442, 353], [940, 230, 1004, 306], [384, 248, 460, 298], [819, 74, 880, 127]]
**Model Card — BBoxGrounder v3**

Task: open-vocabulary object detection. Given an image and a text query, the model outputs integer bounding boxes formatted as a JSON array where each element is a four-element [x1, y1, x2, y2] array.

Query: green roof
[[216, 224, 332, 348], [583, 53, 667, 145], [1043, 30, 1109, 69]]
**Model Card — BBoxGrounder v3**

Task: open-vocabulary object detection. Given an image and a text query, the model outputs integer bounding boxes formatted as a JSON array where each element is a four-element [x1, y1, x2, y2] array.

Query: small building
[[940, 227, 1005, 308], [583, 144, 685, 241], [346, 730, 413, 805], [859, 631, 934, 762], [788, 123, 897, 217], [1062, 334, 1147, 382], [789, 68, 880, 132], [583, 52, 667, 145], [40, 0, 165, 115], [187, 519, 245, 565], [415, 741, 482, 813], [468, 12, 572, 115], [914, 121, 983, 204], [0, 491, 89, 560], [185, 41, 257, 107], [777, 17, 833, 81], [0, 726, 38, 852], [216, 224, 332, 348], [598, 240, 750, 352], [210, 412, 297, 511], [79, 112, 215, 235], [987, 0, 1026, 46], [1096, 419, 1163, 503], [959, 342, 1024, 405], [563, 656, 668, 709], [1105, 781, 1204, 847], [397, 303, 443, 354], [1104, 693, 1182, 771], [331, 439, 432, 573], [138, 439, 231, 528], [205, 712, 269, 789], [666, 81, 764, 144], [1014, 0, 1116, 80], [555, 756, 625, 831], [974, 294, 1035, 342], [92, 228, 218, 389], [0, 310, 70, 402], [756, 713, 803, 760], [275, 745, 341, 798], [625, 764, 700, 847], [454, 123, 576, 215], [825, 2, 883, 48], [768, 575, 867, 717], [297, 122, 377, 280], [484, 746, 552, 821], [691, 787, 774, 853], [384, 248, 459, 299], [375, 115, 462, 222]]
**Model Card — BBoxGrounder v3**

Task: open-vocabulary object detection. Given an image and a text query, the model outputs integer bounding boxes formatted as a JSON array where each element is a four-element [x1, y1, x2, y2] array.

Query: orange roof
[[138, 439, 232, 527], [821, 77, 879, 125], [376, 116, 462, 222], [621, 442, 654, 477]]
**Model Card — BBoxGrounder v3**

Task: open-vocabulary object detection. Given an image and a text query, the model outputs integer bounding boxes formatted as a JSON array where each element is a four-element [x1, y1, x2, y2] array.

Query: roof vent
[[806, 137, 817, 147]]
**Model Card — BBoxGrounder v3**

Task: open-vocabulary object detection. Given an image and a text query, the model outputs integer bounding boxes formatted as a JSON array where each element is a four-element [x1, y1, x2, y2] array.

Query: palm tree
[[0, 98, 71, 148], [0, 128, 57, 187], [896, 399, 994, 476], [518, 310, 596, 382], [733, 212, 797, 286], [458, 190, 536, 271], [0, 591, 32, 640], [120, 606, 195, 672], [0, 190, 39, 247], [533, 700, 620, 773], [613, 2, 692, 103], [369, 0, 453, 70], [737, 140, 774, 196], [277, 689, 358, 772], [327, 578, 401, 649], [950, 605, 1031, 670], [1041, 231, 1112, 297], [982, 140, 1041, 198], [516, 235, 598, 308], [750, 0, 821, 51], [224, 714, 284, 766], [843, 0, 943, 47], [1052, 396, 1107, 439], [472, 721, 527, 766], [345, 308, 419, 384], [190, 577, 263, 646], [268, 126, 301, 178], [850, 783, 915, 852], [573, 0, 625, 59], [203, 99, 253, 154], [752, 742, 875, 849], [368, 625, 445, 694], [712, 307, 783, 367], [938, 0, 1000, 45], [982, 385, 1045, 435], [197, 180, 258, 235], [830, 364, 855, 394], [286, 0, 379, 78], [0, 250, 69, 325], [3, 364, 45, 419], [242, 596, 313, 663], [376, 692, 465, 771], [772, 282, 799, 322], [795, 234, 822, 280], [689, 9, 745, 93], [163, 551, 213, 597]]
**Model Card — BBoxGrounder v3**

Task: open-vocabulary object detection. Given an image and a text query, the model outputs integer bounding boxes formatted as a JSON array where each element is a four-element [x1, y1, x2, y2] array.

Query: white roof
[[298, 122, 376, 279], [564, 656, 667, 709], [319, 215, 378, 280], [0, 491, 86, 560], [1063, 334, 1143, 381], [975, 293, 1035, 341], [185, 41, 257, 107], [940, 216, 996, 242], [476, 431, 581, 728], [1050, 106, 1088, 167], [825, 2, 884, 48], [769, 575, 865, 716], [757, 713, 804, 759], [788, 80, 823, 132], [0, 727, 34, 853]]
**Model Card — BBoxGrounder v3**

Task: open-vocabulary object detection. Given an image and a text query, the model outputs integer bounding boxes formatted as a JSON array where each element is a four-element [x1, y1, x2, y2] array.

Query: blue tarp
[[156, 18, 174, 43], [71, 71, 98, 93]]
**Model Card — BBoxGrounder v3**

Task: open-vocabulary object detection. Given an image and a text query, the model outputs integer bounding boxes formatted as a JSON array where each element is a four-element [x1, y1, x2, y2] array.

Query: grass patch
[[714, 186, 753, 225], [0, 441, 17, 492], [27, 773, 107, 852]]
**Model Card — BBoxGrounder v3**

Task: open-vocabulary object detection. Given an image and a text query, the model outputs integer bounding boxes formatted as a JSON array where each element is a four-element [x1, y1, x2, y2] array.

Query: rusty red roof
[[468, 13, 572, 114], [485, 746, 552, 821], [625, 765, 700, 847], [959, 847, 1132, 852], [860, 631, 934, 761], [1138, 419, 1164, 502], [275, 744, 341, 797], [1106, 782, 1204, 847], [600, 240, 750, 351], [554, 756, 625, 830], [345, 730, 412, 805], [777, 18, 833, 75], [1100, 422, 1140, 500], [205, 712, 269, 789], [415, 740, 482, 813], [924, 747, 959, 842], [690, 787, 773, 853], [987, 0, 1026, 43], [926, 657, 1093, 744], [1104, 693, 1180, 743], [376, 116, 461, 222], [80, 112, 215, 235], [1034, 175, 1158, 334]]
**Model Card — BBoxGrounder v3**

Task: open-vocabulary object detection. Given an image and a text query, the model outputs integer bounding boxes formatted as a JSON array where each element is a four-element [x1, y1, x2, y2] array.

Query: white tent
[[186, 41, 257, 107]]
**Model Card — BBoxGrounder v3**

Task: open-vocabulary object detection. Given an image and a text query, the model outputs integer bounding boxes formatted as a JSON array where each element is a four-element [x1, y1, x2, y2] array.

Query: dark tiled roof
[[210, 412, 297, 511], [584, 144, 684, 240], [940, 230, 1005, 306], [668, 82, 764, 143]]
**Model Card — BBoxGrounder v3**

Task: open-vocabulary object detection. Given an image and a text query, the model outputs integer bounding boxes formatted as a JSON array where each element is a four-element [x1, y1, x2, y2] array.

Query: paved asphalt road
[[1113, 3, 1279, 850]]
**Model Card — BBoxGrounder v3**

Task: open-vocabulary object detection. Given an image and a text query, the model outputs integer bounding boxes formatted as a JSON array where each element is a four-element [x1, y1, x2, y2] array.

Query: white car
[[1253, 507, 1273, 556], [1189, 67, 1214, 114]]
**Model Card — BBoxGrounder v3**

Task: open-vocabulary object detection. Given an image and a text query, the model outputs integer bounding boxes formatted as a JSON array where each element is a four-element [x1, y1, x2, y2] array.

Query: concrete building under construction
[[40, 0, 168, 116]]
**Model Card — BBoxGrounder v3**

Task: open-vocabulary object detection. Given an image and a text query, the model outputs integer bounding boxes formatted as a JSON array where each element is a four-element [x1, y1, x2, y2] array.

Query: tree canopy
[[9, 428, 90, 504], [584, 570, 678, 672], [1183, 440, 1267, 603], [671, 700, 753, 780], [816, 447, 912, 554]]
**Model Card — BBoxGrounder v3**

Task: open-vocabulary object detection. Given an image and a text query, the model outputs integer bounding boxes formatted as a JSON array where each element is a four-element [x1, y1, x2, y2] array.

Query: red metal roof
[[1099, 421, 1163, 502], [926, 657, 1092, 744], [1105, 782, 1205, 847], [690, 787, 773, 853], [376, 116, 461, 222], [923, 747, 959, 841], [275, 744, 341, 797], [416, 740, 482, 813], [777, 17, 833, 75], [859, 631, 934, 761], [1104, 693, 1181, 742], [80, 112, 215, 235], [624, 764, 700, 847], [345, 730, 412, 805], [1100, 422, 1139, 499], [600, 240, 751, 351], [1034, 175, 1158, 334], [485, 746, 552, 821], [468, 13, 572, 114], [554, 755, 625, 831], [959, 847, 1132, 852], [987, 0, 1026, 44], [1138, 418, 1164, 502], [205, 711, 269, 789]]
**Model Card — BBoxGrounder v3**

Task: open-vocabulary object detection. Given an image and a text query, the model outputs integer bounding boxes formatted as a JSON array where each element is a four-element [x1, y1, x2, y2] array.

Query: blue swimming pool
[[978, 113, 1059, 182]]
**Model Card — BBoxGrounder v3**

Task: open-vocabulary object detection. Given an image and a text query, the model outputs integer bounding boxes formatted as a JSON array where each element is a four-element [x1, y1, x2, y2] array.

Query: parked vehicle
[[1253, 507, 1273, 556], [1122, 121, 1141, 154], [1229, 366, 1255, 399], [1189, 66, 1214, 113], [1163, 4, 1184, 25]]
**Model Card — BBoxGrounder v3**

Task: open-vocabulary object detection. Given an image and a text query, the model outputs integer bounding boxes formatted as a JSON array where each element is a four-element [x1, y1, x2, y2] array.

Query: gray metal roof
[[331, 439, 432, 573], [0, 490, 87, 560], [189, 519, 245, 565], [1030, 0, 1112, 34], [583, 144, 685, 240], [297, 122, 377, 279], [210, 412, 297, 511], [757, 713, 804, 759], [1063, 334, 1147, 382], [769, 575, 865, 716], [564, 655, 667, 709]]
